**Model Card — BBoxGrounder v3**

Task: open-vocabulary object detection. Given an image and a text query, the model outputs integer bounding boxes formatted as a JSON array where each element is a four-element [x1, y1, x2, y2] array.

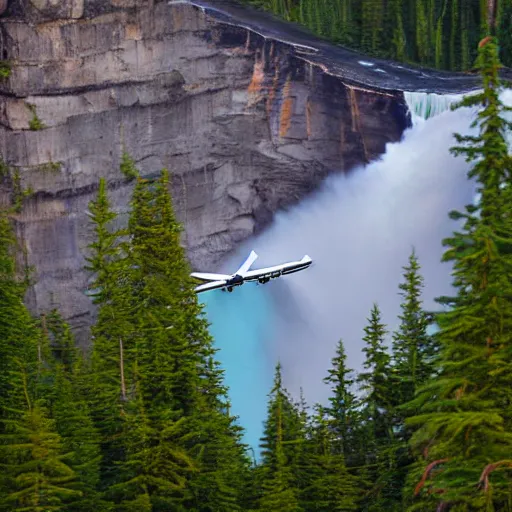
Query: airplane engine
[[258, 277, 270, 284]]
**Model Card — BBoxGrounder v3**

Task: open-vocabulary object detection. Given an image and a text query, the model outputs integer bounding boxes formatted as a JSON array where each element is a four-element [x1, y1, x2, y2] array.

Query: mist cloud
[[223, 103, 478, 406], [203, 91, 512, 450]]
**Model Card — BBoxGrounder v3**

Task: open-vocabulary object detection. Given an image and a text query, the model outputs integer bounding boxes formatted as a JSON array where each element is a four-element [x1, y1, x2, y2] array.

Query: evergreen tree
[[357, 304, 392, 462], [93, 170, 249, 510], [127, 172, 201, 416], [497, 1, 512, 67], [357, 304, 396, 511], [41, 311, 108, 512], [243, 0, 507, 71], [259, 363, 305, 483], [0, 213, 43, 509], [405, 37, 512, 511], [127, 171, 248, 509], [108, 372, 195, 512], [301, 405, 359, 512], [323, 339, 359, 465], [185, 356, 249, 511], [391, 249, 437, 411], [389, 250, 437, 510], [85, 177, 134, 489], [258, 363, 302, 512], [0, 399, 81, 511], [0, 214, 39, 426]]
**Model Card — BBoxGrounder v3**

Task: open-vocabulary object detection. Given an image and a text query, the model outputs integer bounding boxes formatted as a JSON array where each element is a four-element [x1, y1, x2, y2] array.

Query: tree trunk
[[488, 0, 497, 32]]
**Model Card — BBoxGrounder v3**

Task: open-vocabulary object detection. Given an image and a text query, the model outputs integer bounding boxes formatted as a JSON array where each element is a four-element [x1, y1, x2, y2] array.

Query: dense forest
[[0, 37, 511, 511], [241, 0, 512, 70]]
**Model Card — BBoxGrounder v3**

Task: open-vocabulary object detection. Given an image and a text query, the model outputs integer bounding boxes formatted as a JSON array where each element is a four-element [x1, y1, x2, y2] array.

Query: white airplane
[[190, 251, 312, 294]]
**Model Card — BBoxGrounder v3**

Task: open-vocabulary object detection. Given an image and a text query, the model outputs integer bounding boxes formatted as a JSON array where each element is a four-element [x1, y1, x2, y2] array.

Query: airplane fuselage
[[225, 274, 244, 288]]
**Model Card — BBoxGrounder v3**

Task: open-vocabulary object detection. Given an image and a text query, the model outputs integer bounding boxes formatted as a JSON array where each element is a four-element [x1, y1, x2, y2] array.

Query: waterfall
[[403, 90, 476, 120]]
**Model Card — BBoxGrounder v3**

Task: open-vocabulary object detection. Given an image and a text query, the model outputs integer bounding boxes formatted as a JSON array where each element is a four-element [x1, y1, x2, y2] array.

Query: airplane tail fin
[[236, 250, 258, 275], [301, 255, 312, 264]]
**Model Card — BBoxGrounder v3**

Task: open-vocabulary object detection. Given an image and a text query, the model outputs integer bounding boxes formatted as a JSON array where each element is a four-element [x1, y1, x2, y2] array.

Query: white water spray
[[203, 88, 512, 451]]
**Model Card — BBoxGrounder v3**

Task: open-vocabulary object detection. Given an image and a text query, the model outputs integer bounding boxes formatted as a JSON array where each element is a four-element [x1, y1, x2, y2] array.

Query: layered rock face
[[0, 0, 411, 342]]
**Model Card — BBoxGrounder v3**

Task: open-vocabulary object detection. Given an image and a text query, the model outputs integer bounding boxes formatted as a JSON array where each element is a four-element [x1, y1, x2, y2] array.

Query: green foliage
[[259, 364, 304, 477], [405, 37, 512, 511], [0, 404, 81, 512], [323, 339, 360, 465], [85, 177, 134, 490], [84, 171, 249, 510], [0, 214, 38, 429], [392, 249, 437, 409], [40, 311, 108, 512], [108, 390, 195, 512], [242, 0, 512, 70], [301, 406, 359, 511], [357, 304, 392, 449], [0, 159, 9, 178], [27, 104, 45, 131], [386, 251, 439, 510], [356, 304, 398, 511], [120, 151, 139, 180], [0, 61, 11, 80], [0, 163, 33, 213], [37, 161, 62, 174], [11, 169, 33, 213], [258, 364, 302, 511]]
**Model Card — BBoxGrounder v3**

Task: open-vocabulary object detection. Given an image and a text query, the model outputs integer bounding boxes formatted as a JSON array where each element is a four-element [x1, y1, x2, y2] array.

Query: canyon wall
[[1, 0, 414, 342]]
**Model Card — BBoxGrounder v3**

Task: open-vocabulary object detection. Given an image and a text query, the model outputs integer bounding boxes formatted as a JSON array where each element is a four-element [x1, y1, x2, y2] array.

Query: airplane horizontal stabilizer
[[191, 272, 232, 282]]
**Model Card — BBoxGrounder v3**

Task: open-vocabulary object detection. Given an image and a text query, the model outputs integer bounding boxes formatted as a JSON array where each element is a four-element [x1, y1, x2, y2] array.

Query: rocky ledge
[[0, 0, 485, 342]]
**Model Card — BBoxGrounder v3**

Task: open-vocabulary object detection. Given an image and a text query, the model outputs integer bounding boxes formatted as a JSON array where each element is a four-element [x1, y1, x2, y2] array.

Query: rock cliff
[[0, 0, 480, 342]]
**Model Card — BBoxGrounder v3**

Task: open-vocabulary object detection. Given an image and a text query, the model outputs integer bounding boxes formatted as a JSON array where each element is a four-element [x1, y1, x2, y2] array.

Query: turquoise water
[[200, 281, 275, 458]]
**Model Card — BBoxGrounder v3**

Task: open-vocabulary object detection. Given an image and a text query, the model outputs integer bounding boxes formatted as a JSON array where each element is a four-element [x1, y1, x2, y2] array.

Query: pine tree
[[323, 339, 359, 466], [85, 177, 134, 489], [258, 363, 302, 512], [244, 0, 499, 71], [392, 249, 437, 411], [389, 250, 437, 511], [357, 304, 392, 461], [41, 311, 108, 512], [185, 355, 249, 511], [259, 363, 304, 481], [108, 373, 195, 512], [357, 304, 396, 511], [405, 37, 512, 511], [0, 213, 44, 509], [497, 1, 512, 67], [0, 398, 81, 511], [301, 405, 359, 512], [127, 172, 202, 416], [108, 170, 247, 510], [0, 214, 39, 426]]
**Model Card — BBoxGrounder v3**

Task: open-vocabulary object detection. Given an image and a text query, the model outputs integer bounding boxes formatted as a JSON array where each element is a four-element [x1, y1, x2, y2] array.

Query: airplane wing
[[194, 280, 228, 293], [190, 272, 232, 282], [236, 250, 258, 276], [244, 255, 312, 281]]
